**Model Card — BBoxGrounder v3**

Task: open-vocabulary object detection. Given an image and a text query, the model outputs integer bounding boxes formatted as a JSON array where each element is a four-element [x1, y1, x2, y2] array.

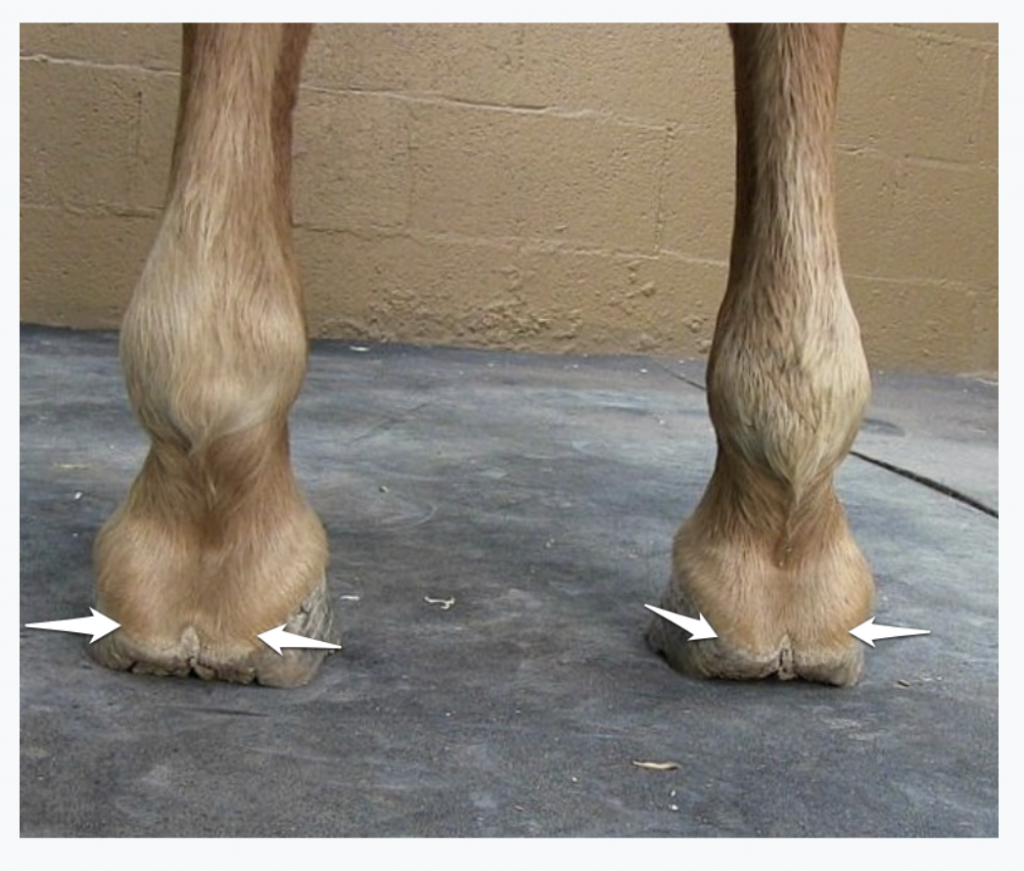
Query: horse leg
[[648, 24, 874, 686], [91, 24, 334, 687]]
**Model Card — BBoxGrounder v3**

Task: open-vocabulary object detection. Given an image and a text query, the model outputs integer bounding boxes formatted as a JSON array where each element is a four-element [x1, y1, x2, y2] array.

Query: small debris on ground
[[896, 675, 944, 688], [424, 596, 455, 610], [631, 760, 680, 771]]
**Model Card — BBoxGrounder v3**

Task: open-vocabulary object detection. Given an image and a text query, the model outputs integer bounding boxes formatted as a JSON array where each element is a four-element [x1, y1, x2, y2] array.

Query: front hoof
[[89, 581, 339, 688]]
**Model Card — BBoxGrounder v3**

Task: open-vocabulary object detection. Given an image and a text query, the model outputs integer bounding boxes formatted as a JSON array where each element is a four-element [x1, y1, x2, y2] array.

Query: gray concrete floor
[[20, 325, 998, 837]]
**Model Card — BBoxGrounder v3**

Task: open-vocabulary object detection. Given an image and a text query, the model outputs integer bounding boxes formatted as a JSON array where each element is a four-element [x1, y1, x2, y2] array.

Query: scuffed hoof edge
[[88, 581, 338, 688]]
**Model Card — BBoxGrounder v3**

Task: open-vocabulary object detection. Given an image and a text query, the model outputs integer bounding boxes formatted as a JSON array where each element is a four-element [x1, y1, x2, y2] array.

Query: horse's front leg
[[648, 24, 875, 686], [91, 24, 335, 686]]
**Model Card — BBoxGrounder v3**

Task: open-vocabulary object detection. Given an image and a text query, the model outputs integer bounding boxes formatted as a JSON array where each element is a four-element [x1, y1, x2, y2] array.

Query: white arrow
[[849, 617, 930, 648], [25, 608, 120, 643], [644, 604, 718, 641], [257, 624, 342, 655]]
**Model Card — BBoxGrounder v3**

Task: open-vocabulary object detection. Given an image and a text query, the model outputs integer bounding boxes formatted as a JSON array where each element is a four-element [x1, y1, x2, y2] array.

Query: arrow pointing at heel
[[25, 608, 120, 643], [258, 625, 342, 655], [850, 617, 930, 647], [644, 604, 718, 641]]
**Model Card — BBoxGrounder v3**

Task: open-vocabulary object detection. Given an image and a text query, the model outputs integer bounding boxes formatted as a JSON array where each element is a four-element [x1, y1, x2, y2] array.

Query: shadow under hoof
[[89, 583, 338, 688]]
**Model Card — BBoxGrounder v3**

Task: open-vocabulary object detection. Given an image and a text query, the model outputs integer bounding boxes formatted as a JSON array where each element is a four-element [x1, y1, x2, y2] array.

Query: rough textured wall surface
[[20, 23, 998, 374]]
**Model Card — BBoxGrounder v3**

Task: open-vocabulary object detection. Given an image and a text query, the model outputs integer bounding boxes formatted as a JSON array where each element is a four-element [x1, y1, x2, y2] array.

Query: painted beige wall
[[20, 23, 998, 374]]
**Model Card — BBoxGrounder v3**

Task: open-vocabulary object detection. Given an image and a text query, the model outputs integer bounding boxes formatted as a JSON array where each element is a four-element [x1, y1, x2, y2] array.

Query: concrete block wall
[[20, 23, 998, 374]]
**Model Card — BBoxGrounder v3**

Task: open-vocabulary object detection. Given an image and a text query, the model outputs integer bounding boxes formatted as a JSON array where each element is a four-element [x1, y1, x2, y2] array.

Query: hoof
[[89, 580, 338, 688]]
